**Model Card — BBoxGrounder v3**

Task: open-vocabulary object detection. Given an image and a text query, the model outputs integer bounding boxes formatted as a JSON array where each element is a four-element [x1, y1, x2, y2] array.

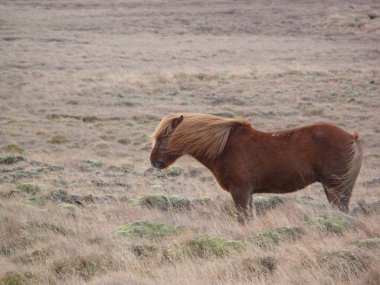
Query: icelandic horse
[[150, 113, 362, 223]]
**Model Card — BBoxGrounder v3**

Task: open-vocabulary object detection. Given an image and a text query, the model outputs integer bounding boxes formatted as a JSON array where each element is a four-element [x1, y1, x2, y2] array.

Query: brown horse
[[150, 113, 362, 223]]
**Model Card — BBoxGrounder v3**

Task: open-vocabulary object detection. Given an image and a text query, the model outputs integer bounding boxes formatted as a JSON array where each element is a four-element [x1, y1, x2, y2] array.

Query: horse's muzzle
[[151, 160, 164, 169]]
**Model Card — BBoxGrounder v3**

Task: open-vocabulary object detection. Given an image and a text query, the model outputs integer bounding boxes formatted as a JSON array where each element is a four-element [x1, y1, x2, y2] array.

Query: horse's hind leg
[[321, 136, 362, 213], [322, 184, 341, 210], [249, 194, 253, 210], [322, 183, 352, 213]]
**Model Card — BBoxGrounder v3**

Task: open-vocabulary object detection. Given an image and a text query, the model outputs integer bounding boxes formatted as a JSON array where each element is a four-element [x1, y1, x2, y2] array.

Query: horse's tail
[[346, 132, 363, 188], [335, 132, 363, 210]]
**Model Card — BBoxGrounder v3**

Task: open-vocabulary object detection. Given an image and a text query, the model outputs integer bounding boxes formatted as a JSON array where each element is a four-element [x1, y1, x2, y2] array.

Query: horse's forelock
[[151, 114, 180, 145]]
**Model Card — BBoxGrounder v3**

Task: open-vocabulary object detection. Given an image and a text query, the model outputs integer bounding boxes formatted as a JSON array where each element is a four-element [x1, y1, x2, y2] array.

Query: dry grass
[[1, 0, 380, 284]]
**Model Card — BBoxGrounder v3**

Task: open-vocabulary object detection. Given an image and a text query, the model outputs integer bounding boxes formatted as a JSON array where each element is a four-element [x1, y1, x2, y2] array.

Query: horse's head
[[150, 115, 183, 169]]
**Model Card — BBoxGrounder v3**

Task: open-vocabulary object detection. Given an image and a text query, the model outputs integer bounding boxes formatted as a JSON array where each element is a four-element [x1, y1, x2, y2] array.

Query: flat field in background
[[1, 1, 380, 284]]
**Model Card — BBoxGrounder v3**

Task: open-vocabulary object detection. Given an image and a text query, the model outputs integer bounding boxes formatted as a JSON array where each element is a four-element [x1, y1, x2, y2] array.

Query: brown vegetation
[[1, 0, 379, 284]]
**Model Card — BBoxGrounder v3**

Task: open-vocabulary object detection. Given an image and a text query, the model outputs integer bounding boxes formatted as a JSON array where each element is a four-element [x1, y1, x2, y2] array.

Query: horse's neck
[[190, 153, 219, 176]]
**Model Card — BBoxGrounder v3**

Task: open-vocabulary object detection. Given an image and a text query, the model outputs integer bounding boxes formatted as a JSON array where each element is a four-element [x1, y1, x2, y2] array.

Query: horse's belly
[[254, 168, 316, 194]]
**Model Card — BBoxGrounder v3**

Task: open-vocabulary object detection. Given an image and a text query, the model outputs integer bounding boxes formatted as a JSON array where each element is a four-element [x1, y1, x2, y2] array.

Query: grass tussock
[[0, 156, 26, 165], [249, 226, 305, 248], [130, 193, 191, 211], [0, 271, 40, 285], [16, 183, 41, 195], [0, 144, 24, 154], [317, 249, 371, 281], [165, 236, 246, 260], [51, 254, 114, 281], [305, 211, 363, 234], [117, 220, 186, 239]]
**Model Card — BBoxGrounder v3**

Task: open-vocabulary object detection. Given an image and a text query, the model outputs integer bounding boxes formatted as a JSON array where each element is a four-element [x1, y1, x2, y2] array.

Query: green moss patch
[[253, 195, 326, 214], [292, 195, 327, 209], [48, 135, 69, 144], [117, 138, 131, 145], [191, 197, 211, 206], [305, 211, 361, 234], [249, 226, 305, 248], [117, 220, 185, 239], [1, 165, 63, 184], [354, 238, 380, 249], [0, 144, 24, 154], [21, 196, 47, 207], [167, 236, 245, 259], [79, 160, 104, 172], [0, 156, 26, 165], [164, 166, 183, 177], [0, 271, 38, 285], [131, 193, 191, 211], [58, 203, 76, 212], [46, 114, 100, 123], [16, 183, 40, 195], [254, 195, 286, 214], [94, 143, 109, 150], [50, 189, 69, 202], [81, 116, 99, 123], [50, 189, 94, 205]]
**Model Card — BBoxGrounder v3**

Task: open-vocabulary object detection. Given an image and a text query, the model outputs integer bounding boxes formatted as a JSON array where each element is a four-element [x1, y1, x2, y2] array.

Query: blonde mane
[[152, 113, 250, 160]]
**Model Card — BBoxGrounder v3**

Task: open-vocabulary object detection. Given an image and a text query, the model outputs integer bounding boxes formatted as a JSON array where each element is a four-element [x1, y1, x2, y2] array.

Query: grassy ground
[[1, 1, 380, 284]]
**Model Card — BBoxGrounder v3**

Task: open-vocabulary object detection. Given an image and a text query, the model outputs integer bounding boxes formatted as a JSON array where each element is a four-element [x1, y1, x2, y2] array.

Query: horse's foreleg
[[231, 189, 251, 224]]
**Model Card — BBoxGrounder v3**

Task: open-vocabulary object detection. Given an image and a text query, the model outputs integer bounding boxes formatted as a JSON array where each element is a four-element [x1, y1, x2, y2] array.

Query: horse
[[150, 113, 362, 223]]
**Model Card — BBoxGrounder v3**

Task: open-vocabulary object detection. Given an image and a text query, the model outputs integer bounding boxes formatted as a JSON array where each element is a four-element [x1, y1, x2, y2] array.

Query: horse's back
[[309, 122, 353, 144], [223, 122, 357, 193]]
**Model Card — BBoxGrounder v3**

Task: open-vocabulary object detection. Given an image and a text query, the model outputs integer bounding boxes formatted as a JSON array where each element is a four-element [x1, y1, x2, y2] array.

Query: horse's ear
[[171, 115, 183, 130]]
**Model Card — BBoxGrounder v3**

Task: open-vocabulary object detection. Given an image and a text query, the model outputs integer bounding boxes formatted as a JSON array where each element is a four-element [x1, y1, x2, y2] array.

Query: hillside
[[1, 1, 379, 284]]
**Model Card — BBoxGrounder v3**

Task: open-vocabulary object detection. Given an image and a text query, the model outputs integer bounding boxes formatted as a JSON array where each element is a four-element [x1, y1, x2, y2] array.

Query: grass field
[[1, 1, 380, 284]]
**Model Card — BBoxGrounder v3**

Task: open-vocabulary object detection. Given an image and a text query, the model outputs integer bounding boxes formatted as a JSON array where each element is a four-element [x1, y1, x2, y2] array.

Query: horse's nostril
[[152, 161, 163, 169]]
